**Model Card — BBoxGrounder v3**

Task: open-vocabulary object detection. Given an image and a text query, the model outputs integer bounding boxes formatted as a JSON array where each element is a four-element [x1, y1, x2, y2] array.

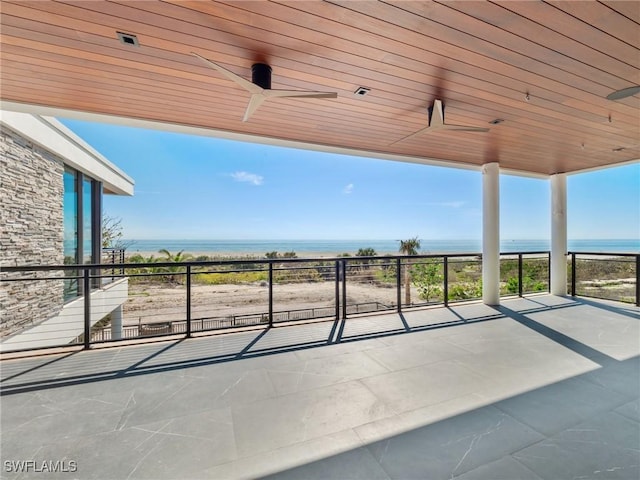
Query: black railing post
[[547, 251, 551, 293], [83, 268, 91, 349], [518, 253, 523, 297], [268, 262, 274, 327], [110, 250, 115, 284], [571, 252, 576, 297], [396, 257, 402, 312], [335, 260, 340, 321], [443, 256, 449, 307], [186, 265, 192, 338], [341, 259, 347, 319], [636, 255, 639, 307]]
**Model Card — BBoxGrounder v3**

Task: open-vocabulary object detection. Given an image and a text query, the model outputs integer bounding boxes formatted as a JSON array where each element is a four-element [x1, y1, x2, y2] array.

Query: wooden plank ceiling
[[1, 0, 639, 175]]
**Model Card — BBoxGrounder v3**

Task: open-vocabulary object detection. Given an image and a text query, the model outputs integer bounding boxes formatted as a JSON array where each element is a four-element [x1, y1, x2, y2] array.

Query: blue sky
[[59, 118, 639, 241]]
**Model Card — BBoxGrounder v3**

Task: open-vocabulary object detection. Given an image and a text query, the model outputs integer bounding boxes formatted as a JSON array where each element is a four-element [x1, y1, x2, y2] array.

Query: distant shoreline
[[125, 250, 378, 259], [118, 238, 640, 258]]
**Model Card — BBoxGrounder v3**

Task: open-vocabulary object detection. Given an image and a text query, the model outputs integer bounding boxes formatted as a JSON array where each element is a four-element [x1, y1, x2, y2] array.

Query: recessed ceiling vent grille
[[117, 32, 139, 47]]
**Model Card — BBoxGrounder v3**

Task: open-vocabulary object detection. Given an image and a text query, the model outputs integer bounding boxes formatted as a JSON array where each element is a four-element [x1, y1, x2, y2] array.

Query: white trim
[[1, 108, 134, 195], [40, 116, 134, 185], [1, 100, 553, 178], [6, 100, 635, 179], [566, 158, 640, 176]]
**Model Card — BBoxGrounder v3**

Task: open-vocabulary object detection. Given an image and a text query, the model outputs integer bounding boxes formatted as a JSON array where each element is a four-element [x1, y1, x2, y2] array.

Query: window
[[62, 167, 102, 301], [63, 168, 78, 265], [83, 177, 93, 264]]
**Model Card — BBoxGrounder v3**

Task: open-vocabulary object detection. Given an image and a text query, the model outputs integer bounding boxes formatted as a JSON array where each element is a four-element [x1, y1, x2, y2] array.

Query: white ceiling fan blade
[[264, 89, 337, 99], [442, 124, 491, 132], [393, 99, 488, 144], [192, 53, 262, 94], [429, 99, 446, 128], [390, 126, 433, 145], [243, 94, 267, 122]]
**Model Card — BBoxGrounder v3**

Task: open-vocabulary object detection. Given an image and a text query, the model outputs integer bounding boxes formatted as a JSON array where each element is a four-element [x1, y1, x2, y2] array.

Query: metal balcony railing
[[569, 251, 639, 306], [101, 248, 126, 285], [1, 251, 637, 354]]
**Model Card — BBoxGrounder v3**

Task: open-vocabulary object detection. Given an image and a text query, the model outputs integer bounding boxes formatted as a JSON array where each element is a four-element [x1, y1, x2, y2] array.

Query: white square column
[[550, 173, 568, 295], [482, 162, 500, 305], [110, 305, 124, 340]]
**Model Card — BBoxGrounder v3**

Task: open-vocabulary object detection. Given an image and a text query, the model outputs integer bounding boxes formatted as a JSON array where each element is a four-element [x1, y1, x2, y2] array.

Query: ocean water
[[123, 239, 639, 255]]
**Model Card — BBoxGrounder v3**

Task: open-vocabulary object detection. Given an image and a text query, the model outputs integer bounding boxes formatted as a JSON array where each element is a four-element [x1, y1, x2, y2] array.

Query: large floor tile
[[513, 411, 640, 480], [261, 445, 390, 480], [265, 350, 389, 395], [248, 322, 335, 352], [615, 399, 640, 423], [361, 360, 491, 414], [365, 406, 543, 480], [293, 336, 386, 361], [364, 336, 470, 371], [231, 380, 395, 457], [354, 394, 488, 445], [339, 314, 407, 339], [453, 456, 544, 480], [400, 306, 466, 329], [527, 305, 640, 361], [121, 368, 277, 428], [580, 356, 640, 399], [494, 376, 629, 436], [202, 429, 364, 479]]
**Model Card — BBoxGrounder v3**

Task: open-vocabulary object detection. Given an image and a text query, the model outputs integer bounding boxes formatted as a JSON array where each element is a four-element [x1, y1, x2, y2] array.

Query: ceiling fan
[[193, 53, 338, 122], [391, 99, 489, 145]]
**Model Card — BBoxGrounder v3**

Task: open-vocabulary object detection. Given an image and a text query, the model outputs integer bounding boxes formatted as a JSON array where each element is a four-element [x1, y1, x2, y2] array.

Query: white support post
[[550, 173, 567, 295], [110, 305, 123, 340], [482, 163, 500, 305]]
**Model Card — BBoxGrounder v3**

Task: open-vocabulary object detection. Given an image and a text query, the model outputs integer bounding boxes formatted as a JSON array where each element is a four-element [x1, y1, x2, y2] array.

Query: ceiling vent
[[117, 32, 139, 47], [354, 87, 370, 97], [489, 118, 504, 125]]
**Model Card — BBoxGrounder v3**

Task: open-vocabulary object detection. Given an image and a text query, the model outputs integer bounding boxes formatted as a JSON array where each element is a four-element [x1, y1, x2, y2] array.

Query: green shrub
[[375, 266, 396, 284], [273, 267, 321, 283], [194, 271, 268, 285], [412, 261, 444, 302], [448, 281, 482, 300]]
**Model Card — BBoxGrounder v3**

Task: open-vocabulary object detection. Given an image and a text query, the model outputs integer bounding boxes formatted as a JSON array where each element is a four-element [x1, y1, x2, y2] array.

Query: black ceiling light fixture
[[606, 85, 640, 100]]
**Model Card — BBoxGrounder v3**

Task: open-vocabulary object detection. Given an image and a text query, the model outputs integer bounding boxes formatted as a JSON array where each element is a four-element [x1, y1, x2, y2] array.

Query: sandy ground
[[124, 280, 402, 325], [121, 277, 637, 326]]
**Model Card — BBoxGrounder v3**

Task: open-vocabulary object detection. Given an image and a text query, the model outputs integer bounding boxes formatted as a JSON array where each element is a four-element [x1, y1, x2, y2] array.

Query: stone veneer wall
[[0, 125, 65, 337]]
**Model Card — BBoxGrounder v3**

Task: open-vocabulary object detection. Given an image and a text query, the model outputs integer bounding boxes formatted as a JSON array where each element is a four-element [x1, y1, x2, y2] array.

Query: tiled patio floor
[[1, 295, 639, 479]]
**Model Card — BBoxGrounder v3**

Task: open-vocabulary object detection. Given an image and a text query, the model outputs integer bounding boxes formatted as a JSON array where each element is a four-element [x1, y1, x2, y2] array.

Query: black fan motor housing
[[252, 63, 272, 89]]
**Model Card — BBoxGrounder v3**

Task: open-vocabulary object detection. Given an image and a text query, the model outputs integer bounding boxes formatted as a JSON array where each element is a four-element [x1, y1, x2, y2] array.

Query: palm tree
[[399, 237, 421, 305], [158, 249, 191, 263], [158, 249, 192, 284]]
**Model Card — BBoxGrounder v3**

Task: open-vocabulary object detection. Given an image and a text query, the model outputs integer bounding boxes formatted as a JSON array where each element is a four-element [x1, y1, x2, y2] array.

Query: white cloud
[[343, 183, 354, 194], [231, 171, 264, 186]]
